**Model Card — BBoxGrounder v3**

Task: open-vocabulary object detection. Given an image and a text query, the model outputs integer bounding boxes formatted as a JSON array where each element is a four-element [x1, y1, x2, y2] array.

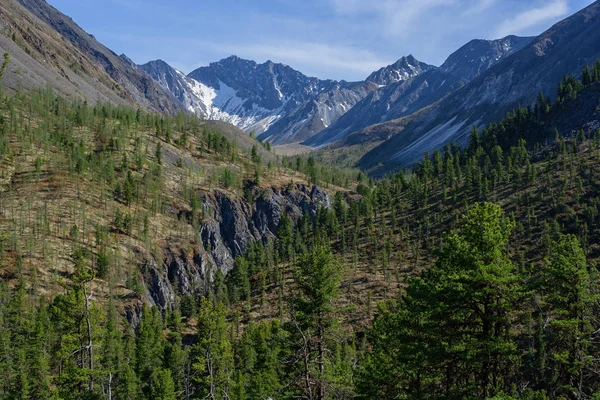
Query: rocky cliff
[[136, 184, 330, 315]]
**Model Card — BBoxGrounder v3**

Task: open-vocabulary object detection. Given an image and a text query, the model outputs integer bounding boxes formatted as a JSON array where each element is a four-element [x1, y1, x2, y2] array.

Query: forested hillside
[[1, 44, 600, 400]]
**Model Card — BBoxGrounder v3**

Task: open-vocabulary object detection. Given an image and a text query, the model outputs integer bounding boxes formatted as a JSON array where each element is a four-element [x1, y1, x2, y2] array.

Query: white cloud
[[494, 0, 569, 37], [329, 0, 501, 37], [464, 0, 497, 15], [330, 0, 457, 36]]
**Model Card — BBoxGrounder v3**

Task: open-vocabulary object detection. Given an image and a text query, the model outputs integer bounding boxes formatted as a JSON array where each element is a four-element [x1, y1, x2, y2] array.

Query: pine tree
[[582, 64, 592, 86], [148, 369, 176, 400], [155, 142, 162, 165], [0, 53, 9, 83], [226, 257, 250, 303], [192, 298, 234, 400], [541, 234, 600, 398], [358, 203, 522, 399], [28, 303, 52, 400], [136, 306, 166, 398], [291, 246, 341, 400]]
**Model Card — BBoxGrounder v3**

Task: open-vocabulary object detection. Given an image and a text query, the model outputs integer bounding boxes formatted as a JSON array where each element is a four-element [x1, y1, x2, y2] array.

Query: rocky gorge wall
[[133, 184, 330, 318]]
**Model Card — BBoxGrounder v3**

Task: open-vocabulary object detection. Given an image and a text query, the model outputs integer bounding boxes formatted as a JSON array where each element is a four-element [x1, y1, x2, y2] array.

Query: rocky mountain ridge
[[305, 35, 533, 148], [0, 0, 185, 113], [358, 1, 600, 174], [140, 34, 532, 148], [140, 56, 383, 144], [365, 55, 434, 85]]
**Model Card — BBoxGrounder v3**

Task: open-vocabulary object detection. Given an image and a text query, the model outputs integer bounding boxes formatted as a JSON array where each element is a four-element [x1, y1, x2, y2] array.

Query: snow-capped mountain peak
[[179, 56, 378, 143]]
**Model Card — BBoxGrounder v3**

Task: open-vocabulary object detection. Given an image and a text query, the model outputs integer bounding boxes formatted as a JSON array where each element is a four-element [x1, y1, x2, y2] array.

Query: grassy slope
[[0, 88, 310, 315]]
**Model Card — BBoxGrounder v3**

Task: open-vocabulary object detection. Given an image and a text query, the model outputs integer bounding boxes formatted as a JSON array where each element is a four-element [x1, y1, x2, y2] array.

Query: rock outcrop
[[142, 184, 330, 310]]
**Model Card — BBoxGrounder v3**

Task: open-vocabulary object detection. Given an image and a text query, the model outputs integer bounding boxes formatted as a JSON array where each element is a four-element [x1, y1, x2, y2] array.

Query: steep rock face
[[142, 184, 331, 310], [139, 59, 215, 117], [190, 56, 312, 112], [166, 251, 209, 296], [360, 2, 600, 173], [147, 260, 175, 309]]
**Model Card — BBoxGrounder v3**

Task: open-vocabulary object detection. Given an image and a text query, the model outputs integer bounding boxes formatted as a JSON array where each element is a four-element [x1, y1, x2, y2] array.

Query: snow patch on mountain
[[179, 71, 284, 133]]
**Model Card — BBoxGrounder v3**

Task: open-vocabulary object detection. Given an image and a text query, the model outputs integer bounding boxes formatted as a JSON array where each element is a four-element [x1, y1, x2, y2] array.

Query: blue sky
[[47, 0, 596, 81]]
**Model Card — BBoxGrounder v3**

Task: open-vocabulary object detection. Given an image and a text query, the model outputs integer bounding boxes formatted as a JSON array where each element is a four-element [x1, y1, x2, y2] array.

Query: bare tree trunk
[[107, 371, 112, 400], [296, 320, 313, 400], [206, 329, 216, 400], [317, 315, 325, 400], [208, 354, 216, 400], [184, 355, 194, 400], [83, 284, 94, 393], [304, 342, 312, 400]]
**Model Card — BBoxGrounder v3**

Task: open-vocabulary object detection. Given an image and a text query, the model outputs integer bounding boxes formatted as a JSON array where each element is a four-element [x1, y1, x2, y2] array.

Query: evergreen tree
[[358, 204, 522, 399], [291, 246, 341, 400], [155, 142, 163, 165], [540, 234, 600, 398], [0, 52, 9, 83], [192, 298, 234, 400]]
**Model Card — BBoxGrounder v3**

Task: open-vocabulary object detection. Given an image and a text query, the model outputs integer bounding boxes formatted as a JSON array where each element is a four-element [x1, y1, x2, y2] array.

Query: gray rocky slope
[[358, 1, 600, 175], [0, 0, 183, 113], [305, 37, 533, 148], [139, 59, 215, 117]]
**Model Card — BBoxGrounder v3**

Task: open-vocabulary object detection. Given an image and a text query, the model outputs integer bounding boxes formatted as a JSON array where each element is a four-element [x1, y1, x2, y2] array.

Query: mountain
[[185, 56, 428, 145], [440, 35, 533, 81], [139, 59, 216, 117], [146, 54, 429, 146], [305, 68, 464, 147], [140, 57, 377, 144], [3, 49, 600, 400], [257, 80, 377, 144], [185, 56, 379, 144], [366, 55, 435, 85], [304, 37, 531, 148], [3, 1, 600, 398], [0, 0, 183, 113], [359, 1, 600, 174], [139, 38, 528, 147]]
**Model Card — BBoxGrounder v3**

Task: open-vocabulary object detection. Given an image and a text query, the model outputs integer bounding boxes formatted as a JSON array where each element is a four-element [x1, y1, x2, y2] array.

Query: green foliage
[[539, 234, 600, 398], [192, 297, 234, 400], [96, 251, 109, 278], [290, 246, 343, 399], [0, 52, 9, 82], [155, 142, 162, 165], [358, 204, 523, 399]]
